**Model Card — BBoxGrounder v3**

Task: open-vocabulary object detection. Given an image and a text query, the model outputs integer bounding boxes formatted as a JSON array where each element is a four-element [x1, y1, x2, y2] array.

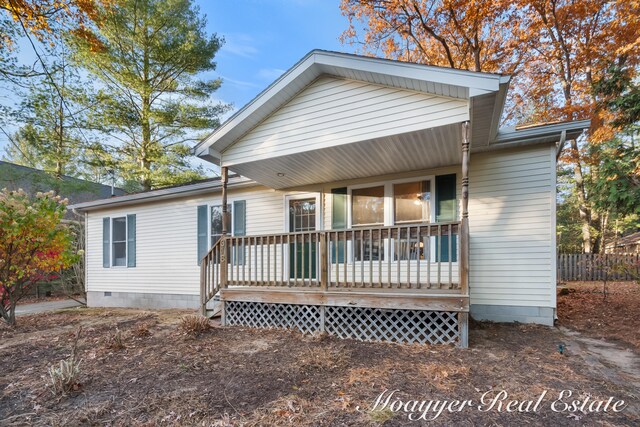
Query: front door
[[289, 198, 317, 279]]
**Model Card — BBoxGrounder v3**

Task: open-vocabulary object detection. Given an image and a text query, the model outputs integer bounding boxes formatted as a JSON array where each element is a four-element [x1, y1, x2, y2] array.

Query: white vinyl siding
[[468, 144, 556, 308], [222, 76, 469, 165], [86, 186, 288, 296]]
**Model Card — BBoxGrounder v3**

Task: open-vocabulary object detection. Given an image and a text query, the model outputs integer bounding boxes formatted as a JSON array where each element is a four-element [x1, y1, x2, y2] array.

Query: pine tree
[[68, 0, 229, 191], [9, 46, 87, 179]]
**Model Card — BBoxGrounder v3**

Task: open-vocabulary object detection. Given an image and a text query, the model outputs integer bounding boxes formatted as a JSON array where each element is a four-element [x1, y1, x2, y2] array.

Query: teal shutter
[[126, 214, 136, 267], [233, 200, 246, 264], [331, 188, 347, 263], [197, 205, 208, 264], [436, 174, 457, 222], [233, 200, 246, 236], [103, 217, 110, 268], [436, 232, 457, 263], [435, 174, 457, 262]]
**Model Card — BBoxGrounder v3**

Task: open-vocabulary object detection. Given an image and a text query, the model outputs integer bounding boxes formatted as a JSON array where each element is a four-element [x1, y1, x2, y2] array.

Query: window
[[103, 215, 136, 268], [347, 178, 439, 263], [197, 201, 246, 265], [394, 180, 431, 223], [351, 186, 384, 226], [112, 217, 127, 266], [289, 199, 316, 232], [210, 205, 231, 246]]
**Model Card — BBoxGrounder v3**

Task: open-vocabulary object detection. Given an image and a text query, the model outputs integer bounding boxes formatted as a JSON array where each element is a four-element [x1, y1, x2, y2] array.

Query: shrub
[[48, 327, 82, 395], [106, 327, 125, 350], [131, 322, 152, 338], [179, 315, 210, 336], [49, 357, 82, 395], [0, 189, 78, 326]]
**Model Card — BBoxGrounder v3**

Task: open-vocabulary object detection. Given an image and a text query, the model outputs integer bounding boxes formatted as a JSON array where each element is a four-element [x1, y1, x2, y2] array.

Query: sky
[[0, 0, 357, 158], [197, 0, 353, 116]]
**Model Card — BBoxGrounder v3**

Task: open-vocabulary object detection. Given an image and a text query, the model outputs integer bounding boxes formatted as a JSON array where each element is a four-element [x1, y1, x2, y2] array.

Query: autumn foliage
[[0, 188, 78, 326], [0, 0, 112, 51], [341, 0, 639, 253], [340, 0, 639, 125]]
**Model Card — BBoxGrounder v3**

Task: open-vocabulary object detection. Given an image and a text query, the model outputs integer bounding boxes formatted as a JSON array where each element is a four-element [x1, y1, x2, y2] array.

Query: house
[[605, 231, 640, 254], [1, 161, 125, 218], [69, 50, 589, 347]]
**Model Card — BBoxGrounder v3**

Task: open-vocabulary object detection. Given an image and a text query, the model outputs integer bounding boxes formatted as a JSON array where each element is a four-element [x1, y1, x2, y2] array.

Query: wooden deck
[[222, 287, 468, 312], [201, 222, 468, 315]]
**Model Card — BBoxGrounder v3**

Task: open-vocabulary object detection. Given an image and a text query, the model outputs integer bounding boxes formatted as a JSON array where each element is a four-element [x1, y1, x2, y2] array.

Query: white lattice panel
[[325, 307, 459, 344], [225, 301, 321, 334], [225, 301, 461, 345]]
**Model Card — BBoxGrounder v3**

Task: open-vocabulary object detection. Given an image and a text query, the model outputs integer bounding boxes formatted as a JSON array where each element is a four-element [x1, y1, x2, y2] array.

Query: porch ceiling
[[226, 123, 462, 189]]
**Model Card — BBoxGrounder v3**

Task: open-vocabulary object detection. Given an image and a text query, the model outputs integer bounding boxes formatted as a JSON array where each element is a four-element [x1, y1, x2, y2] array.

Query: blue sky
[[0, 0, 356, 156], [199, 0, 353, 115]]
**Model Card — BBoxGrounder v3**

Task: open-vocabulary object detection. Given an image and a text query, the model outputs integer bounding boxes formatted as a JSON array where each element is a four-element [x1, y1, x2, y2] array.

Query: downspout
[[555, 130, 567, 161]]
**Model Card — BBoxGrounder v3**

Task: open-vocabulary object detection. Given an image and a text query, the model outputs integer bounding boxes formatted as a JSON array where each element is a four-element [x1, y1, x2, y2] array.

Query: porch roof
[[194, 50, 511, 164]]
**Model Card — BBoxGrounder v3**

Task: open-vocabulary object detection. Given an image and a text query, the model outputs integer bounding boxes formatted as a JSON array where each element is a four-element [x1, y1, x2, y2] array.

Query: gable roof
[[0, 161, 125, 204], [194, 50, 511, 163]]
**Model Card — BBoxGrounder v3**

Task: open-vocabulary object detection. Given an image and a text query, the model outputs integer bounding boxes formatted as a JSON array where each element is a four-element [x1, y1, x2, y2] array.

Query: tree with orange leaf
[[517, 0, 638, 253], [0, 188, 78, 326], [340, 0, 524, 73], [0, 0, 111, 81], [341, 0, 639, 253]]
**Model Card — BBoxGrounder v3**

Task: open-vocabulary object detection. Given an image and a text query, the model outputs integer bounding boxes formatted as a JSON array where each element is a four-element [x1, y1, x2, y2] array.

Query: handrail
[[200, 237, 225, 315]]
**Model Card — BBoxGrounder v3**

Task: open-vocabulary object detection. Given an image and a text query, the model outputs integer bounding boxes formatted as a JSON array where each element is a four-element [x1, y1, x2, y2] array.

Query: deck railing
[[200, 238, 223, 311], [201, 222, 462, 312], [324, 223, 460, 289]]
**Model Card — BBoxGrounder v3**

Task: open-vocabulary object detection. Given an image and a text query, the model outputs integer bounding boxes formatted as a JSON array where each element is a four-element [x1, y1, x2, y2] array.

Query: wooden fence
[[557, 253, 640, 281]]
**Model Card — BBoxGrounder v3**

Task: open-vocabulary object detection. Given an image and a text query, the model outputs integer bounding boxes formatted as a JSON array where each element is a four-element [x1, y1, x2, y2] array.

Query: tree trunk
[[600, 211, 609, 255], [8, 304, 16, 326], [569, 139, 593, 253], [140, 22, 152, 192]]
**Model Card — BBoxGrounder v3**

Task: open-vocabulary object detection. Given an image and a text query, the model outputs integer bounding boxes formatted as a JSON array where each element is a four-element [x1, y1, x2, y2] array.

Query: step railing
[[200, 237, 224, 315]]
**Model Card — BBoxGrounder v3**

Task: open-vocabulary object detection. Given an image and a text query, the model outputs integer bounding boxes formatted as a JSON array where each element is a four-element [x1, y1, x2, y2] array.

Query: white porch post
[[458, 121, 470, 348]]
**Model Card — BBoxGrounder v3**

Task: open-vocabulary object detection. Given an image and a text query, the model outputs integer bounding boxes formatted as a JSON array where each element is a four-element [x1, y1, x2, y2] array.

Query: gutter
[[69, 178, 257, 212], [473, 120, 590, 154]]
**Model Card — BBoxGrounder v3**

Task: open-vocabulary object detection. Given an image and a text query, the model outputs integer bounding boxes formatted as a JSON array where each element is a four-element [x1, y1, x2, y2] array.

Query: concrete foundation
[[470, 304, 555, 326], [87, 291, 199, 310]]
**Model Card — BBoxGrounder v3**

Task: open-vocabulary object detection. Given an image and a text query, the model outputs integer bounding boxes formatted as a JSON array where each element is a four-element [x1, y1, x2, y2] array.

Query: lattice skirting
[[224, 301, 462, 345]]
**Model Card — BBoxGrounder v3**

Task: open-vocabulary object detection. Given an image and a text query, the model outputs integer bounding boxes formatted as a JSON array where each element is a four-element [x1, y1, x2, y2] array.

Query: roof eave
[[195, 49, 509, 160], [494, 119, 591, 144], [473, 119, 591, 153], [69, 178, 256, 212]]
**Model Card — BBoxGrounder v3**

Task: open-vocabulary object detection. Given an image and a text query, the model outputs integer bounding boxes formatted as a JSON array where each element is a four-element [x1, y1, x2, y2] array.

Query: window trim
[[111, 216, 128, 268], [347, 175, 436, 228], [283, 193, 323, 233]]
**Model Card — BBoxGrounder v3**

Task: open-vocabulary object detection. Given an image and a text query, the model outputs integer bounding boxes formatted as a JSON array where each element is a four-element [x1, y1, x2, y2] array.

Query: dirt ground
[[0, 293, 638, 426], [558, 281, 640, 351]]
